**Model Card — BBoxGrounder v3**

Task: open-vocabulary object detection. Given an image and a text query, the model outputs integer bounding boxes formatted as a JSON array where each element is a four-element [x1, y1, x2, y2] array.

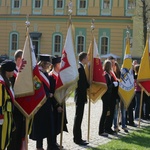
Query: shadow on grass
[[88, 126, 150, 150]]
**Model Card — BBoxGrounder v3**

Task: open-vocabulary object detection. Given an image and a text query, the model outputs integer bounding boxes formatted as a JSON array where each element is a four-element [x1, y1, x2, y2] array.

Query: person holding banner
[[73, 52, 89, 146], [48, 56, 68, 149], [105, 56, 118, 135], [30, 54, 57, 150], [8, 49, 25, 150], [0, 59, 16, 150], [99, 60, 118, 136]]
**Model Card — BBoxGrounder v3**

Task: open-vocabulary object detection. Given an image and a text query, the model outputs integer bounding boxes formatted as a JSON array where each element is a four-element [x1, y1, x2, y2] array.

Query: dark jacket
[[74, 63, 89, 104]]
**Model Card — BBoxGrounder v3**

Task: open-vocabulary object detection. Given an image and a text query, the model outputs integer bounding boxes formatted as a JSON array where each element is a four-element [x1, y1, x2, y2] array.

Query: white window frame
[[100, 36, 109, 55], [10, 32, 18, 51], [76, 35, 85, 54]]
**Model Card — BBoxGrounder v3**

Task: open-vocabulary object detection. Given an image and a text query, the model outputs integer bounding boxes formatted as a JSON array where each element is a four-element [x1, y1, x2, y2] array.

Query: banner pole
[[60, 102, 65, 150], [138, 89, 143, 127]]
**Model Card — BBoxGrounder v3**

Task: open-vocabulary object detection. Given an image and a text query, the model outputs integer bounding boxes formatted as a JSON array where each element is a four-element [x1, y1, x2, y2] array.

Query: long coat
[[49, 71, 68, 135], [30, 71, 54, 140]]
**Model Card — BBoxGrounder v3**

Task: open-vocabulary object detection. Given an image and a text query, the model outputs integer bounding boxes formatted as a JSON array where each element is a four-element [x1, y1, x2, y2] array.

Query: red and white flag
[[85, 37, 107, 103], [54, 24, 79, 104], [14, 32, 46, 118]]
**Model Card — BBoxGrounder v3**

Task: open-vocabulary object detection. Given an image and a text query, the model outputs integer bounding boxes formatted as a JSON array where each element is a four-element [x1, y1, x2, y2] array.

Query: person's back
[[73, 52, 89, 146]]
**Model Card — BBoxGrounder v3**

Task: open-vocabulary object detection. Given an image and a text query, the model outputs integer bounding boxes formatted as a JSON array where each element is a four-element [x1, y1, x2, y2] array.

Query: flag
[[14, 31, 34, 97], [137, 38, 150, 95], [14, 31, 46, 118], [85, 37, 107, 103], [54, 24, 79, 104], [118, 38, 135, 109]]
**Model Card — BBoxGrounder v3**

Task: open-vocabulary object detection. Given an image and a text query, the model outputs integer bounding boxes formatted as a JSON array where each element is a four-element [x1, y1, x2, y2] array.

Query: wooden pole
[[87, 19, 95, 142], [60, 102, 65, 150], [138, 89, 143, 127]]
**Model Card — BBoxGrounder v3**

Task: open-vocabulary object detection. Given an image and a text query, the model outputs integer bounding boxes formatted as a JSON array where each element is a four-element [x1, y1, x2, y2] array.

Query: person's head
[[0, 59, 16, 87], [134, 64, 140, 74], [38, 54, 51, 71], [132, 60, 137, 66], [52, 57, 61, 73], [78, 52, 88, 65], [107, 56, 116, 71], [14, 49, 23, 67], [103, 60, 112, 73]]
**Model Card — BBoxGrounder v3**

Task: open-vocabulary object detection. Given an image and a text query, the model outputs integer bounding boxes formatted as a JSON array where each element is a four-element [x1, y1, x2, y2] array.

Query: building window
[[13, 0, 20, 8], [35, 0, 41, 8], [54, 35, 61, 53], [127, 0, 136, 9], [57, 0, 63, 8], [79, 0, 86, 8], [103, 0, 110, 9], [101, 37, 108, 55], [77, 36, 84, 53], [10, 33, 18, 51]]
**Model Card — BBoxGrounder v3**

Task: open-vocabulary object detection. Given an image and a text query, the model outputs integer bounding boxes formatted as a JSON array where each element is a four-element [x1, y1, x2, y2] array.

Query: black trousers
[[105, 98, 116, 131], [7, 107, 25, 150], [73, 101, 85, 143], [99, 97, 109, 134]]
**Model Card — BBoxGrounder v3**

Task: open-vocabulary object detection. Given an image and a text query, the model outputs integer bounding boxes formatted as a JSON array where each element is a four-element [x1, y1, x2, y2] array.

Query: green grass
[[88, 126, 150, 150]]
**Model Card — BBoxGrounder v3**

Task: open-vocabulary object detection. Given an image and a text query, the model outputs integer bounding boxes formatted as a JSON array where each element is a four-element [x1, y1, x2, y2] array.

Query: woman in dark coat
[[30, 54, 57, 150], [49, 57, 68, 148], [98, 60, 118, 136]]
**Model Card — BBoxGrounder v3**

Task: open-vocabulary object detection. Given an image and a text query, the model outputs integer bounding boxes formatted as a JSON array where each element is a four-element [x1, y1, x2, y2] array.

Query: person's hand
[[0, 119, 4, 125], [113, 81, 118, 87], [57, 106, 63, 113], [50, 93, 53, 98]]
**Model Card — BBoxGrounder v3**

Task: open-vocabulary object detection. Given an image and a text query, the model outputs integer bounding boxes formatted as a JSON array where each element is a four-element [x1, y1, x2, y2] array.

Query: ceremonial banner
[[54, 24, 79, 104], [14, 33, 46, 118], [85, 37, 107, 103], [118, 38, 135, 109], [14, 32, 34, 97], [137, 38, 150, 95]]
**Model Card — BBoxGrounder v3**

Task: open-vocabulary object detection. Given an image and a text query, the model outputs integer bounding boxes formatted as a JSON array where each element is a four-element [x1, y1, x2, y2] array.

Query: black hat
[[38, 54, 51, 62], [52, 57, 61, 65], [1, 59, 16, 72]]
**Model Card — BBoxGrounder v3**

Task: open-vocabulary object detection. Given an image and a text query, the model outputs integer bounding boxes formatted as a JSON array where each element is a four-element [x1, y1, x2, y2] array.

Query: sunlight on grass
[[88, 126, 150, 150]]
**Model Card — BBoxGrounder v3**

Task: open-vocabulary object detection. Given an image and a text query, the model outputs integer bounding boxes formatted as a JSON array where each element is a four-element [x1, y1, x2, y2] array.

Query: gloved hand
[[113, 81, 118, 87], [0, 114, 4, 125]]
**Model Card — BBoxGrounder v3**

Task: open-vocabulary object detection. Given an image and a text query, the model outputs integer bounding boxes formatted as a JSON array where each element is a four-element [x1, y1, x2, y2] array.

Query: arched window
[[100, 37, 108, 55], [53, 34, 62, 56], [77, 36, 85, 53], [10, 33, 18, 51]]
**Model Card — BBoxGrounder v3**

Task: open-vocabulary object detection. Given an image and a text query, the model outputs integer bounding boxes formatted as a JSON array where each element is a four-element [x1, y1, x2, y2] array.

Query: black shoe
[[74, 140, 89, 146], [106, 129, 116, 135], [128, 123, 137, 127]]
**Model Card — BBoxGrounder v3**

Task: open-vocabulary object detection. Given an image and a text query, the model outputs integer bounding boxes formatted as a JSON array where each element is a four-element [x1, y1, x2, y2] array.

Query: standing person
[[8, 49, 25, 150], [49, 56, 68, 149], [0, 60, 16, 150], [73, 52, 89, 146], [30, 54, 58, 150], [105, 56, 118, 134], [134, 64, 142, 120], [113, 61, 128, 133], [98, 60, 118, 137]]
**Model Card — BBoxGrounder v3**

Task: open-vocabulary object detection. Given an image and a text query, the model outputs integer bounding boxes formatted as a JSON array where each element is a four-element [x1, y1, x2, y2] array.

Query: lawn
[[88, 126, 150, 150]]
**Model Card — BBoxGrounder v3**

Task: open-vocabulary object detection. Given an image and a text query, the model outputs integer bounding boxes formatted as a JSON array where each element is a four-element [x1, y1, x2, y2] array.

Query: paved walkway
[[28, 97, 150, 150]]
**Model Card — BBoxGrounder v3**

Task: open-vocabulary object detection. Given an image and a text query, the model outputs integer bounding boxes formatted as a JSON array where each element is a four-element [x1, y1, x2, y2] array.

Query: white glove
[[113, 81, 118, 87], [0, 119, 4, 125]]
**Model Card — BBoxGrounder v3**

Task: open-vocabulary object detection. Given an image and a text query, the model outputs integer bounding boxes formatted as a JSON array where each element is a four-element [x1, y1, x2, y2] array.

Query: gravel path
[[28, 97, 150, 150]]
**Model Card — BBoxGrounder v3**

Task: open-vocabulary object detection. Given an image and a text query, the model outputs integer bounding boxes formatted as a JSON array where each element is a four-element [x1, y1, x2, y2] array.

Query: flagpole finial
[[25, 14, 30, 28], [91, 19, 95, 31], [126, 25, 130, 38], [68, 0, 73, 22], [147, 22, 150, 33]]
